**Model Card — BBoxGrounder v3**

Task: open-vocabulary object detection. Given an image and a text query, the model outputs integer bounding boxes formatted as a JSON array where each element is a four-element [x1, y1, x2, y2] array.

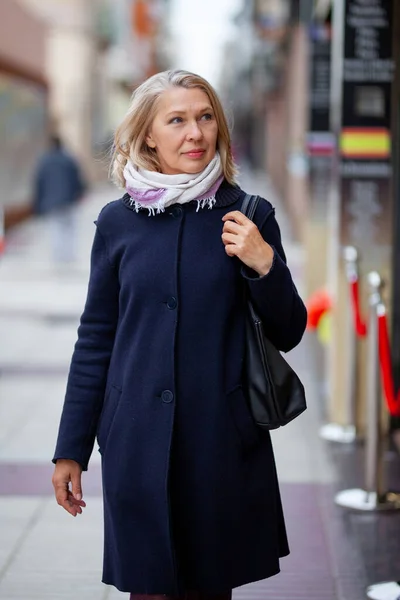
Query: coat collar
[[121, 179, 243, 212], [214, 179, 243, 207]]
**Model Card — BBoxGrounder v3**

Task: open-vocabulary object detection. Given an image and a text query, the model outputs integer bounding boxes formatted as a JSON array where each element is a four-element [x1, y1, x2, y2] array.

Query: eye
[[169, 116, 183, 124], [201, 113, 213, 121]]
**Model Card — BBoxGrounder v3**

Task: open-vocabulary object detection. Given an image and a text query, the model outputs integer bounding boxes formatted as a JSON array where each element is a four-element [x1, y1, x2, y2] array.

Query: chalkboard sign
[[338, 0, 394, 250], [341, 0, 394, 166]]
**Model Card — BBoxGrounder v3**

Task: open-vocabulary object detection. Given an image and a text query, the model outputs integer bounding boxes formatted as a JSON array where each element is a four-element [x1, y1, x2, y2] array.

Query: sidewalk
[[0, 176, 396, 600]]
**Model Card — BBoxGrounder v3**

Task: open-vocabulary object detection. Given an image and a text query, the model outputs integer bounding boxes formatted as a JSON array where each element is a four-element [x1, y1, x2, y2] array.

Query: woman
[[52, 69, 307, 600]]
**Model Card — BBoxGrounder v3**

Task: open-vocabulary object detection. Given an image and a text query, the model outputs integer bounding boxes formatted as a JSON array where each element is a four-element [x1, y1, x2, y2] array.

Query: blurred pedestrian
[[33, 135, 86, 264], [51, 69, 307, 600]]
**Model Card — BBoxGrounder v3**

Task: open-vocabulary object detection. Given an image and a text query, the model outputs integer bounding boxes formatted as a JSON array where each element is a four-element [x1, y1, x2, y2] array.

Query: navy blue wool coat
[[53, 180, 307, 595]]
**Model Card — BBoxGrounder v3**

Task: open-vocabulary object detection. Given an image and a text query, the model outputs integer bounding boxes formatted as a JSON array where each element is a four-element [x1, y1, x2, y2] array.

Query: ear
[[145, 133, 156, 149]]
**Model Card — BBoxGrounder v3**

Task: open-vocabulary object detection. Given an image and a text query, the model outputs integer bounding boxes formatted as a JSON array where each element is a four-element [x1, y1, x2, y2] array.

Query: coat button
[[161, 390, 174, 403], [166, 297, 177, 310], [170, 206, 182, 218]]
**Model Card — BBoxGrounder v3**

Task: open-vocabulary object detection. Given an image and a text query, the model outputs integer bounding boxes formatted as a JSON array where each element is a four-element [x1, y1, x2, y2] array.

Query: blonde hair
[[111, 69, 237, 187]]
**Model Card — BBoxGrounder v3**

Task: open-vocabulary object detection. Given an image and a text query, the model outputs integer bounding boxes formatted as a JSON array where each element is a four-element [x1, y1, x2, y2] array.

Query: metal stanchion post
[[365, 272, 384, 502], [335, 272, 400, 511], [320, 246, 359, 443]]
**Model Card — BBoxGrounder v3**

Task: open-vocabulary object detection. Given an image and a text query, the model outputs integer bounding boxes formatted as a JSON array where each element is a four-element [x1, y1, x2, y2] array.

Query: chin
[[181, 159, 210, 174], [185, 166, 206, 174]]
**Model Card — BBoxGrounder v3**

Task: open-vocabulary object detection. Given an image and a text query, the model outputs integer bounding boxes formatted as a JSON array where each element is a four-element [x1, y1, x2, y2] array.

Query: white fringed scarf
[[123, 152, 223, 215]]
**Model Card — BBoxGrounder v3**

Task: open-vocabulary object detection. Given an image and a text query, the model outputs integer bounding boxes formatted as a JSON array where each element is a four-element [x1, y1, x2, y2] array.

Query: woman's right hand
[[52, 459, 86, 517]]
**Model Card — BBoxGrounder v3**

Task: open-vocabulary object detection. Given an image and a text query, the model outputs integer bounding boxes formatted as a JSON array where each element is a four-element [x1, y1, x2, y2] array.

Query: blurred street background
[[1, 1, 400, 599]]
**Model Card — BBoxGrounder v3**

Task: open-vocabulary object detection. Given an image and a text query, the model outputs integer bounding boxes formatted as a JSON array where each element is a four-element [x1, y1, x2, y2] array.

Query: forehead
[[155, 86, 212, 114]]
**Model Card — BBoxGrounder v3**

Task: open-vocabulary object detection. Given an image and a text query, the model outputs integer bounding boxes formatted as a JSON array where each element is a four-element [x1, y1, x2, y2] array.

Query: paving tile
[[105, 587, 129, 600], [0, 573, 105, 599], [0, 377, 50, 447], [325, 444, 400, 591], [0, 462, 102, 496], [0, 377, 66, 455], [0, 393, 66, 463], [0, 280, 87, 317], [0, 498, 42, 576], [0, 375, 99, 464], [0, 316, 79, 368], [0, 498, 105, 598]]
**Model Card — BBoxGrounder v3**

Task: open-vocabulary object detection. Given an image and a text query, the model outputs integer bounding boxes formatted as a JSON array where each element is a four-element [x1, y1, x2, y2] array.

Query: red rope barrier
[[378, 311, 400, 417], [350, 279, 368, 337]]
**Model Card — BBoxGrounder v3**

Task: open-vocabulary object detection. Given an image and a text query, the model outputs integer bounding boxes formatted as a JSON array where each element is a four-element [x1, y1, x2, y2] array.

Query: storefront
[[0, 0, 48, 230], [390, 0, 400, 432], [325, 0, 399, 436]]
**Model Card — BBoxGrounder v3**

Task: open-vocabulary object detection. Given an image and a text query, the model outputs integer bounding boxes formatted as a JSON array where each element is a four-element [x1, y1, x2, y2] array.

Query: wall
[[266, 24, 309, 241], [0, 0, 47, 84], [0, 0, 48, 228], [20, 0, 106, 179]]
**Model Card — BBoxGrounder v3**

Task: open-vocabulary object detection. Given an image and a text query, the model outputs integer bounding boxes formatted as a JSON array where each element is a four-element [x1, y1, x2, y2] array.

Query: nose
[[186, 121, 203, 141]]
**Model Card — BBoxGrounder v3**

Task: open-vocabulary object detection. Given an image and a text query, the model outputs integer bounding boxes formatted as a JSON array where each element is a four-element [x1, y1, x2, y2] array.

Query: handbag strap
[[240, 193, 260, 222], [240, 193, 262, 321]]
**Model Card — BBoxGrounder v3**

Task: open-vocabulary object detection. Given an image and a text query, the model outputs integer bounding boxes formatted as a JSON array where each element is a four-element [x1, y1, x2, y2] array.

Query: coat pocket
[[227, 385, 260, 455], [97, 385, 122, 455]]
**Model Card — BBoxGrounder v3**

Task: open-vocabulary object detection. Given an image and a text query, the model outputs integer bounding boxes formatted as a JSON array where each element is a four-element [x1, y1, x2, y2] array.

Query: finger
[[224, 244, 239, 257], [222, 211, 249, 225], [67, 493, 84, 514], [53, 479, 80, 515], [59, 495, 80, 516], [222, 220, 242, 235], [221, 232, 241, 246], [71, 469, 83, 502], [60, 492, 85, 517], [55, 488, 77, 516], [67, 492, 86, 508], [53, 477, 69, 504]]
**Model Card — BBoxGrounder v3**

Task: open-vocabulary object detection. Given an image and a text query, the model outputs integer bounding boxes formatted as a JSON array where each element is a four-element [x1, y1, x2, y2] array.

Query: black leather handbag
[[240, 193, 307, 430]]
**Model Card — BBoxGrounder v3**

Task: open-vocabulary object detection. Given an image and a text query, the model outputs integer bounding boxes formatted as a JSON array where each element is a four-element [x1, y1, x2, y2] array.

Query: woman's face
[[145, 86, 219, 175]]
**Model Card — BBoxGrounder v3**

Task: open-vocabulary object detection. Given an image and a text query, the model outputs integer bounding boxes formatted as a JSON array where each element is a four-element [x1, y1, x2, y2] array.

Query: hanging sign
[[341, 0, 394, 175], [339, 0, 394, 252]]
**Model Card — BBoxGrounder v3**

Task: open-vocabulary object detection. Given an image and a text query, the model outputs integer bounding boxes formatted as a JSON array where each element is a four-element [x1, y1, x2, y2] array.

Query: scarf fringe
[[196, 196, 217, 212], [129, 196, 217, 215]]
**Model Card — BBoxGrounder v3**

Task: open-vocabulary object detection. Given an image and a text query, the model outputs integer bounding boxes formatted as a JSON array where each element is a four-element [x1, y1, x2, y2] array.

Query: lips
[[184, 149, 206, 158]]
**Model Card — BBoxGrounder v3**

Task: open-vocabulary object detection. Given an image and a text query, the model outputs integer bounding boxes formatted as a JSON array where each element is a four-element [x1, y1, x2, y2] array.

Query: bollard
[[319, 246, 360, 443], [366, 581, 400, 600], [335, 272, 400, 511]]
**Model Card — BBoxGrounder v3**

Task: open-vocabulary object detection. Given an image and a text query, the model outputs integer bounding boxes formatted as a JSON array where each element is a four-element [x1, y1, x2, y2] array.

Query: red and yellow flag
[[340, 128, 391, 159]]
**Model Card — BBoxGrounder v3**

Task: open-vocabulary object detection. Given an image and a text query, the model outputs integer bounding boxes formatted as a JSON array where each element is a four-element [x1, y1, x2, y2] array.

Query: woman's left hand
[[222, 211, 274, 277]]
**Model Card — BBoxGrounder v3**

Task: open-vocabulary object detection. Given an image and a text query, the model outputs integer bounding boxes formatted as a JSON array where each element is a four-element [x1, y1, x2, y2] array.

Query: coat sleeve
[[241, 209, 307, 352], [52, 224, 119, 470]]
